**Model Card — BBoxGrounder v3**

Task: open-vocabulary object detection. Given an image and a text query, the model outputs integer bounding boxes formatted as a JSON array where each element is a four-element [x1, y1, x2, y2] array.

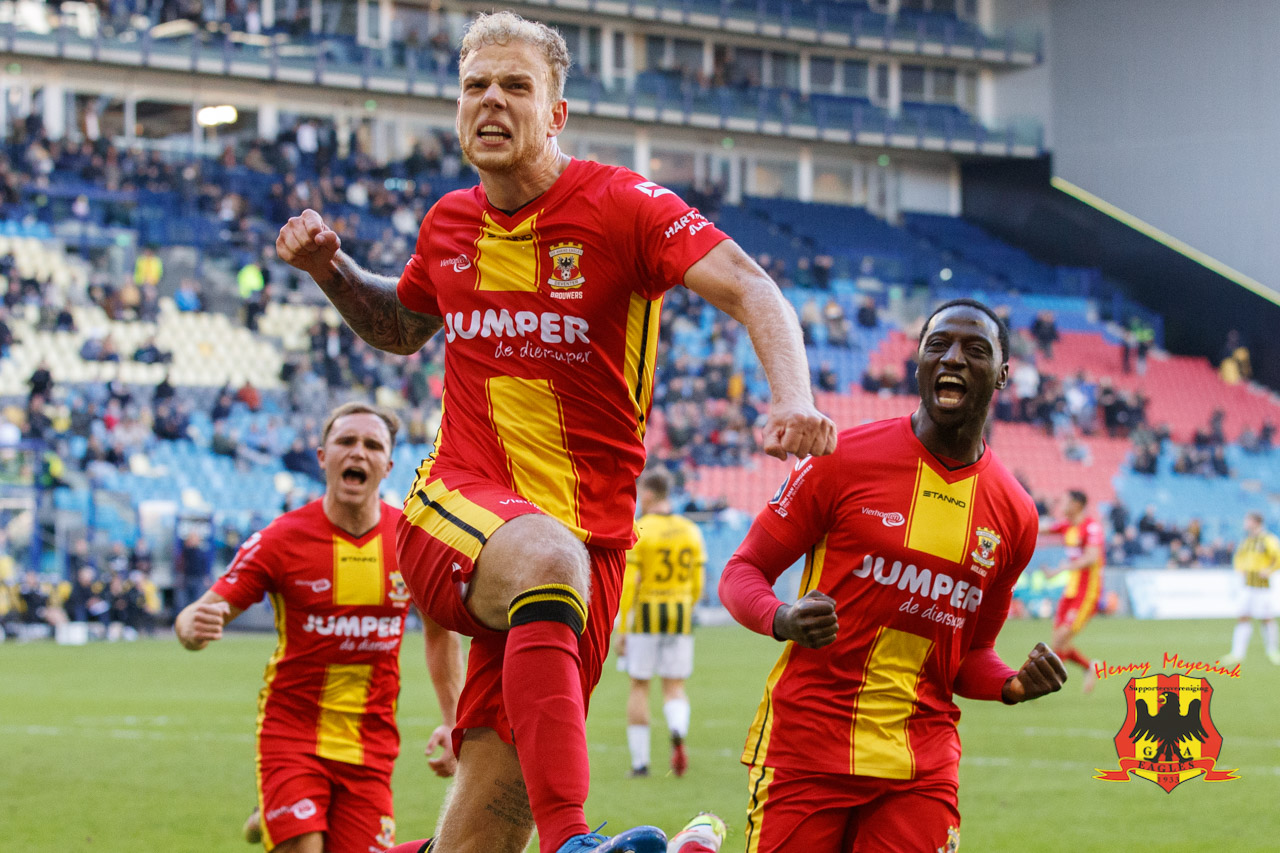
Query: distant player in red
[[1040, 489, 1105, 692], [175, 403, 463, 853], [276, 13, 836, 853], [719, 300, 1067, 852]]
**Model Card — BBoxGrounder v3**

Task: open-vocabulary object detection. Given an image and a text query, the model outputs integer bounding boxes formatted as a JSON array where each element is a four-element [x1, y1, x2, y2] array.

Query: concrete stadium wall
[[994, 0, 1280, 293]]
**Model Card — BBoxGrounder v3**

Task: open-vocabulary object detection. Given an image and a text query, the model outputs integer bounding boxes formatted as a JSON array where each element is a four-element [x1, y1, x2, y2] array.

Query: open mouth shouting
[[341, 467, 368, 486], [935, 374, 968, 409], [477, 123, 512, 144]]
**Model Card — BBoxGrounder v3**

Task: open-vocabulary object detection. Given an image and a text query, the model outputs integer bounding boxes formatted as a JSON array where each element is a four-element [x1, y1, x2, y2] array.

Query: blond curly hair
[[459, 11, 571, 103]]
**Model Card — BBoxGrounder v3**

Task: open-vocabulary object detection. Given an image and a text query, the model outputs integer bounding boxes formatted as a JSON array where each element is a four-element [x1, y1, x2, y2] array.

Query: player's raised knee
[[489, 515, 591, 593], [468, 515, 591, 630]]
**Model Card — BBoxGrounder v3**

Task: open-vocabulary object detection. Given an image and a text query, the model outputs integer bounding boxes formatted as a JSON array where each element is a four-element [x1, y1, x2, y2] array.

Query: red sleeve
[[719, 523, 807, 638], [754, 455, 835, 550], [953, 509, 1036, 702], [953, 648, 1016, 702], [720, 456, 837, 637], [209, 527, 275, 611], [1085, 518, 1105, 547], [1049, 519, 1067, 535], [395, 205, 441, 316], [613, 173, 730, 300]]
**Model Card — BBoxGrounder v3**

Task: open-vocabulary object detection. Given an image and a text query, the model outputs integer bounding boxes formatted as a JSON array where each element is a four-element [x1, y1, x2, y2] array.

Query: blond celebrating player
[[276, 13, 834, 852]]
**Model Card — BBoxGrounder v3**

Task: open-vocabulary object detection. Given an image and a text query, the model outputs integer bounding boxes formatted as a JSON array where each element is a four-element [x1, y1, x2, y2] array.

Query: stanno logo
[[634, 181, 674, 198], [860, 507, 905, 527], [440, 254, 472, 272], [922, 490, 966, 508]]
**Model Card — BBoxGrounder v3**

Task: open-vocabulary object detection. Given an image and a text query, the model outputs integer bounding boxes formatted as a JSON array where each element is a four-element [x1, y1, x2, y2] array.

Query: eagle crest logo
[[1094, 675, 1238, 792], [547, 242, 585, 289], [388, 571, 412, 604], [970, 527, 1000, 569], [376, 815, 396, 847]]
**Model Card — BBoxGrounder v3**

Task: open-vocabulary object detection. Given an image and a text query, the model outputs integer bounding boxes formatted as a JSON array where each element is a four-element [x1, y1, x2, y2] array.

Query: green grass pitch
[[2, 617, 1275, 851]]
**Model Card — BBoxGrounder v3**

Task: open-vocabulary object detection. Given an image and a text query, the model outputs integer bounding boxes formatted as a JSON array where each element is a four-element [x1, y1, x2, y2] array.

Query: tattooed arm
[[277, 209, 442, 355], [314, 253, 443, 355]]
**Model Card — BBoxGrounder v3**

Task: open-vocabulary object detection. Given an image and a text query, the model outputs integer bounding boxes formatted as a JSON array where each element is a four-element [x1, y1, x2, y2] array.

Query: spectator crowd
[[0, 91, 1273, 636]]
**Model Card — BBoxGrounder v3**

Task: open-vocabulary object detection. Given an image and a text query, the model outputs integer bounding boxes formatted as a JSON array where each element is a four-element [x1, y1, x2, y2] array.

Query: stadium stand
[[1, 2, 1273, 628], [4, 133, 1273, 595]]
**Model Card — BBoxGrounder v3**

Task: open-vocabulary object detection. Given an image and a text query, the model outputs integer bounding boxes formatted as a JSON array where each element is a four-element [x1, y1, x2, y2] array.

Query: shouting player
[[1040, 489, 1105, 691], [175, 403, 463, 853], [617, 469, 708, 778], [275, 12, 835, 853], [719, 298, 1067, 852]]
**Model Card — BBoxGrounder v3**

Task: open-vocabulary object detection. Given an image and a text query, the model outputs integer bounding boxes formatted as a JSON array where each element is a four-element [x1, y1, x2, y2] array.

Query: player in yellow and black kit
[[1226, 511, 1280, 665], [617, 470, 707, 778]]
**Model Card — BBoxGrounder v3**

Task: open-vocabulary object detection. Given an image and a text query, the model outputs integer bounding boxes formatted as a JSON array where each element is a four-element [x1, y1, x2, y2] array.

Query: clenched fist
[[276, 209, 343, 280], [175, 600, 231, 651], [1002, 642, 1069, 703], [762, 403, 838, 461], [772, 590, 838, 649]]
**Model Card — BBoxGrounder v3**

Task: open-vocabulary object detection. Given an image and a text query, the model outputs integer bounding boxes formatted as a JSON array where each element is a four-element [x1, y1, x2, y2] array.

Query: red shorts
[[397, 469, 626, 755], [1053, 570, 1102, 634], [256, 750, 395, 851], [743, 765, 960, 853]]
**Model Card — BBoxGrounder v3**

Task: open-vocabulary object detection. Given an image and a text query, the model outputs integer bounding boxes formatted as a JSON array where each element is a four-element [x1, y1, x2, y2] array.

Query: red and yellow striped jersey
[[211, 500, 410, 772], [741, 417, 1038, 781], [619, 512, 707, 635], [1049, 517, 1104, 597], [396, 159, 728, 549]]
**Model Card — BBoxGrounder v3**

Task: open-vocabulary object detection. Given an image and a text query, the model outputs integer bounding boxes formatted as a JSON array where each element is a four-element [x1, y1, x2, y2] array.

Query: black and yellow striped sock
[[507, 583, 588, 635]]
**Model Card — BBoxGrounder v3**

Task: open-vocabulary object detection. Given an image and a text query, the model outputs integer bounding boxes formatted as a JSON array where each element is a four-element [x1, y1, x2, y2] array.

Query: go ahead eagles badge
[[970, 527, 1000, 569], [1094, 675, 1238, 792], [547, 242, 586, 289]]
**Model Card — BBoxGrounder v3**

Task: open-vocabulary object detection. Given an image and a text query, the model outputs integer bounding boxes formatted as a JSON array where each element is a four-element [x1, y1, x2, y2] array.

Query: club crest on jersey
[[388, 571, 412, 604], [547, 242, 585, 289], [376, 815, 396, 848], [970, 527, 1001, 569]]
